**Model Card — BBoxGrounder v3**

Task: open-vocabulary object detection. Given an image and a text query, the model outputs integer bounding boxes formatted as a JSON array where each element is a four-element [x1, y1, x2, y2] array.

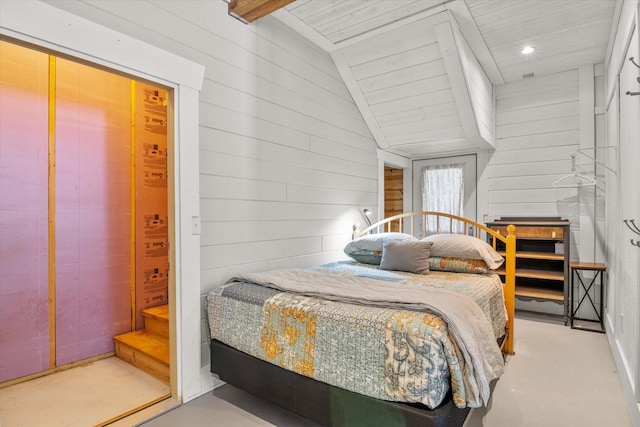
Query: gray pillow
[[379, 240, 434, 274]]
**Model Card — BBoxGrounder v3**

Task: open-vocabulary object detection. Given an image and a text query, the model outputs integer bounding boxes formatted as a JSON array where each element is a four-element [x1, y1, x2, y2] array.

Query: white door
[[412, 154, 477, 237]]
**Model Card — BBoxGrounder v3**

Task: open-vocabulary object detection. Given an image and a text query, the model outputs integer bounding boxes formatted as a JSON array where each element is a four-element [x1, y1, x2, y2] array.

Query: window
[[412, 154, 476, 238], [422, 164, 465, 233]]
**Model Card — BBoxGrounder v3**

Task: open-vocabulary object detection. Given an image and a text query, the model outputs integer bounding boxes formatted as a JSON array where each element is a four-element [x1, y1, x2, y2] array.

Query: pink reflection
[[0, 44, 50, 382], [54, 59, 132, 366]]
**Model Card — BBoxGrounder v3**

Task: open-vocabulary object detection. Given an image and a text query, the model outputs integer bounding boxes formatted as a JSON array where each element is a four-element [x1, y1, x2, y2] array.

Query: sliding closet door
[[0, 42, 50, 382], [54, 59, 132, 365]]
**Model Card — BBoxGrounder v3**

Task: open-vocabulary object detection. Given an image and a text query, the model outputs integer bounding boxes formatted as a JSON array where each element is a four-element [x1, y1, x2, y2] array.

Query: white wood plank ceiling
[[272, 0, 617, 158]]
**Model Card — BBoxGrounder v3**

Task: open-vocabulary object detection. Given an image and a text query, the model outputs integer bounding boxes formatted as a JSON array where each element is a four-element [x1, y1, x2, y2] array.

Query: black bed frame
[[210, 339, 474, 427]]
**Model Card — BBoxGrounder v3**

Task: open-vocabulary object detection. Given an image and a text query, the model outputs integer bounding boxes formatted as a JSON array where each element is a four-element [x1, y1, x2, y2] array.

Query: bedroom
[[0, 0, 638, 426]]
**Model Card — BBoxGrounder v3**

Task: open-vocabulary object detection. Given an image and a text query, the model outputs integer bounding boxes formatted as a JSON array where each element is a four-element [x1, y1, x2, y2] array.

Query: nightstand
[[570, 262, 606, 333]]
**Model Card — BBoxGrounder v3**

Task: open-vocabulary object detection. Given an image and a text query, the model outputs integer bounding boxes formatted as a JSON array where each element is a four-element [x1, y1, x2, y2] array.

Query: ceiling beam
[[445, 0, 505, 85], [272, 8, 335, 52], [228, 0, 296, 24], [330, 51, 390, 150]]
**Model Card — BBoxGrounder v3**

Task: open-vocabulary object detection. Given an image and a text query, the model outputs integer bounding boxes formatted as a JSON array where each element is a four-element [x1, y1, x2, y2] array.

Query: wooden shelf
[[517, 268, 564, 281], [498, 251, 564, 261], [515, 285, 564, 301], [495, 268, 564, 281], [488, 218, 570, 315]]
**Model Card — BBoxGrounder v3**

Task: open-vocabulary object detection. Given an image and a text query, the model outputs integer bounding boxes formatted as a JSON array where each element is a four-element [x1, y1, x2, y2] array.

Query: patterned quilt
[[207, 261, 507, 409]]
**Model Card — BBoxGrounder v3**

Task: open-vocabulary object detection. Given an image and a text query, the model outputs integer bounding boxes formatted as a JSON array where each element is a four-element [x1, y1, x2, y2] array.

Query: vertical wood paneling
[[384, 167, 403, 232]]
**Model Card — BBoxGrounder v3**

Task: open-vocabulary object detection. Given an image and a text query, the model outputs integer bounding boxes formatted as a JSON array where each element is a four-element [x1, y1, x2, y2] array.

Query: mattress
[[207, 261, 507, 409]]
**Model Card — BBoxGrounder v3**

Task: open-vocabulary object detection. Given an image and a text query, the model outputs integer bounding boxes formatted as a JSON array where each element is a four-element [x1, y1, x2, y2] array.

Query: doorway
[[384, 166, 403, 231], [0, 39, 171, 424]]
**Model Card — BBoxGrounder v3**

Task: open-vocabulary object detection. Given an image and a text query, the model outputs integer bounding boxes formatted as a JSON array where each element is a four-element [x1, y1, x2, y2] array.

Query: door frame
[[1, 2, 205, 402]]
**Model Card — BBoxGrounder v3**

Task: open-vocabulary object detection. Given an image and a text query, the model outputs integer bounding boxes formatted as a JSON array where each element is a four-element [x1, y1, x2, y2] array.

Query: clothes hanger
[[553, 153, 597, 188]]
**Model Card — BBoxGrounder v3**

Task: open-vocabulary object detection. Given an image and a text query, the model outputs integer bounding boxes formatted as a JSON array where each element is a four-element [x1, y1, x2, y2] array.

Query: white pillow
[[422, 233, 504, 269], [344, 232, 417, 264]]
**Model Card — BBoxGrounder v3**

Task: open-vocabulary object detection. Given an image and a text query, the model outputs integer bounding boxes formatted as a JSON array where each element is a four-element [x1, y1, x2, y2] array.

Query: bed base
[[210, 339, 472, 427]]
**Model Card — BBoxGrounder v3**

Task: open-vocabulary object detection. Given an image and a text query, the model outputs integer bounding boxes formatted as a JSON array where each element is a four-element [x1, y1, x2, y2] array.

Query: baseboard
[[605, 314, 640, 426]]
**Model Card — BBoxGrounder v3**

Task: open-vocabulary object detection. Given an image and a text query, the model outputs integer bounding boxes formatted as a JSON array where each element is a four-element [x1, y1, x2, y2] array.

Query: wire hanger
[[553, 153, 597, 188]]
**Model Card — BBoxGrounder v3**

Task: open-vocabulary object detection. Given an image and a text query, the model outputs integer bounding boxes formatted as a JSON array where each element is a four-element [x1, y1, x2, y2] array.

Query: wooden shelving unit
[[487, 217, 571, 319]]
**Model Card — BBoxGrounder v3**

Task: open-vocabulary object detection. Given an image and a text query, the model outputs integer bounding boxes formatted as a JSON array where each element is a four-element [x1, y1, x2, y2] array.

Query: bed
[[207, 211, 516, 426]]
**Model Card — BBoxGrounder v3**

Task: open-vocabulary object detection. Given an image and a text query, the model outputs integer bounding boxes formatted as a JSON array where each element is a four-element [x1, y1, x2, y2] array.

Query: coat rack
[[623, 219, 640, 248], [626, 57, 640, 96], [553, 152, 597, 188]]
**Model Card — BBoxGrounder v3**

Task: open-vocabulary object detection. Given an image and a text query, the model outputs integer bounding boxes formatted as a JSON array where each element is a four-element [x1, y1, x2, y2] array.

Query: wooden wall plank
[[338, 12, 442, 65], [200, 199, 354, 222], [350, 44, 442, 81], [387, 125, 465, 145], [392, 138, 474, 156], [200, 78, 372, 139], [199, 127, 378, 172], [201, 219, 348, 246], [497, 116, 579, 139], [382, 113, 462, 137], [498, 101, 579, 126], [365, 75, 450, 105], [488, 70, 582, 225], [370, 89, 455, 116], [201, 237, 322, 270], [199, 150, 377, 193], [331, 51, 390, 149], [377, 102, 458, 127]]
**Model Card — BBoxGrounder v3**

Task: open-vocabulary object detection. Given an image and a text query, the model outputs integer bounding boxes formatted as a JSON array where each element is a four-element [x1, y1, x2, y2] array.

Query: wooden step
[[143, 305, 169, 338], [113, 330, 169, 384]]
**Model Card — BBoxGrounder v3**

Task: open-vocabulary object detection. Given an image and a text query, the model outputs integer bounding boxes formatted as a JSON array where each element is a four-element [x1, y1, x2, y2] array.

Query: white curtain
[[422, 163, 465, 234]]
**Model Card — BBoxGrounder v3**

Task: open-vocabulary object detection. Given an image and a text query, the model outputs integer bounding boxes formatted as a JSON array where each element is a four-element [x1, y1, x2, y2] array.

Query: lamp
[[362, 209, 372, 227]]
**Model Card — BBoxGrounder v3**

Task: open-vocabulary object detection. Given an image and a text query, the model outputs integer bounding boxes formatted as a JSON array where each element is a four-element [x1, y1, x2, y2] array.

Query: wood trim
[[495, 268, 565, 281], [491, 225, 565, 239], [228, 0, 295, 24], [0, 352, 115, 389], [94, 393, 172, 427], [271, 9, 335, 52], [434, 20, 480, 144], [48, 54, 56, 370], [130, 80, 137, 330], [445, 0, 505, 85], [498, 251, 564, 261], [515, 285, 564, 301]]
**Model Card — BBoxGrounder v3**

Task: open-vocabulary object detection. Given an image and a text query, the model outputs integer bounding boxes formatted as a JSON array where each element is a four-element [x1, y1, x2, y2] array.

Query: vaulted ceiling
[[272, 0, 618, 158]]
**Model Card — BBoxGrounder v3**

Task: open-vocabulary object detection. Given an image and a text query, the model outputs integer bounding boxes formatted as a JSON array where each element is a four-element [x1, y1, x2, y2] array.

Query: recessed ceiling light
[[521, 46, 535, 55]]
